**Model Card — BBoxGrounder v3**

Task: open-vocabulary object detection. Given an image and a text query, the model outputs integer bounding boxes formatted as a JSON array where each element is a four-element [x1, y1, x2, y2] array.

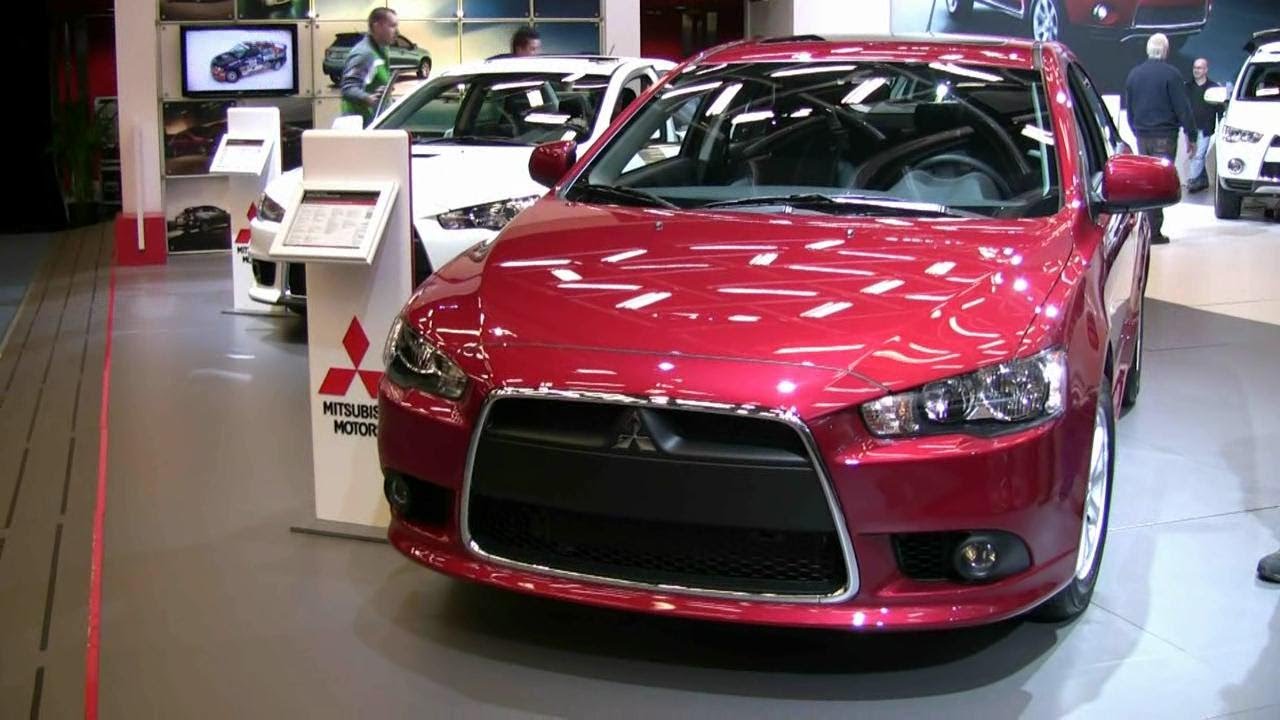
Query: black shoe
[[1259, 550, 1280, 583], [1187, 181, 1209, 194], [1151, 234, 1171, 245]]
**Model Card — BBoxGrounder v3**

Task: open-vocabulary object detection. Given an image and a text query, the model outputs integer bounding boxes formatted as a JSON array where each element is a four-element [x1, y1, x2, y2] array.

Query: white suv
[[248, 55, 675, 310], [1211, 30, 1280, 219]]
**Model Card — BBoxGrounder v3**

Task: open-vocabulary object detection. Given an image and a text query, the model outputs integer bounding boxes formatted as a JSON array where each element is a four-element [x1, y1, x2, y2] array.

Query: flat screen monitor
[[181, 24, 299, 98]]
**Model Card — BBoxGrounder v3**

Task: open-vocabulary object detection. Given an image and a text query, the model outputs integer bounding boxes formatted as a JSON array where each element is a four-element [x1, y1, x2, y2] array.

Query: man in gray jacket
[[340, 7, 398, 126]]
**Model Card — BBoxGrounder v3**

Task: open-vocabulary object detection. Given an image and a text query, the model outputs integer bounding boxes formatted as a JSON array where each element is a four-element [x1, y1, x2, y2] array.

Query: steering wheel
[[912, 154, 1012, 198]]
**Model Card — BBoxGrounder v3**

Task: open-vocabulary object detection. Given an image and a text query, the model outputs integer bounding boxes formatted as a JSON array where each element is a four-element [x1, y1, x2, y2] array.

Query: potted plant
[[50, 96, 111, 227]]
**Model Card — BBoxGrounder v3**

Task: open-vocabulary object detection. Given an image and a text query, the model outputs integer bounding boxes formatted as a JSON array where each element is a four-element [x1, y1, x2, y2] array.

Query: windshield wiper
[[702, 193, 973, 218], [410, 135, 530, 146], [567, 183, 679, 209]]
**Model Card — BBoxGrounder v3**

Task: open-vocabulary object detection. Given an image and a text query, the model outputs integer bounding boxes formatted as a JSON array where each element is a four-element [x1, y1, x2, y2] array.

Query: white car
[[248, 55, 676, 310], [1210, 29, 1280, 219]]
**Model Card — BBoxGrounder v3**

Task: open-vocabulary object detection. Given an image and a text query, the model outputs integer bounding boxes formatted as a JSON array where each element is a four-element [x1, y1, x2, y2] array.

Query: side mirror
[[1100, 154, 1181, 213], [1204, 86, 1229, 105], [529, 140, 577, 188]]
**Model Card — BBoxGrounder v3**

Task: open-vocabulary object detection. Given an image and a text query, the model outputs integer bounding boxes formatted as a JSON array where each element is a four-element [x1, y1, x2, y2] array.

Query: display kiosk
[[269, 130, 413, 538], [212, 107, 286, 316]]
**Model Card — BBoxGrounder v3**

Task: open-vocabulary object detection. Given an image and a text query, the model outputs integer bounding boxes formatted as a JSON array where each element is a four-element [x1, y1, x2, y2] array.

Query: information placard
[[209, 136, 272, 175], [269, 179, 397, 264]]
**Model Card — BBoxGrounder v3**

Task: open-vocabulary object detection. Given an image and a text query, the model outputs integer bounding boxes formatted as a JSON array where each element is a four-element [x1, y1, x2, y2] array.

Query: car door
[[1067, 62, 1145, 375]]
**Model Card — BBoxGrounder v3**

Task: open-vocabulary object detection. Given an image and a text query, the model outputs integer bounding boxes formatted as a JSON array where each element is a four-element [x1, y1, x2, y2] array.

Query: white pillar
[[603, 0, 640, 57], [114, 0, 163, 221], [748, 0, 892, 38]]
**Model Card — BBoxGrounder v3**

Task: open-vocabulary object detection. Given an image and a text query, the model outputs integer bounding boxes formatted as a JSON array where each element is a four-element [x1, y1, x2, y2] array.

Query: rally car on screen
[[378, 34, 1181, 631], [947, 0, 1209, 48], [211, 41, 287, 83], [247, 55, 675, 311], [1209, 29, 1280, 219]]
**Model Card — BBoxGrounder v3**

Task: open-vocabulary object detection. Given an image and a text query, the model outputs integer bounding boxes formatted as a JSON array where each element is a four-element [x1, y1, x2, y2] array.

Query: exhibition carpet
[[0, 233, 56, 352], [0, 225, 111, 719]]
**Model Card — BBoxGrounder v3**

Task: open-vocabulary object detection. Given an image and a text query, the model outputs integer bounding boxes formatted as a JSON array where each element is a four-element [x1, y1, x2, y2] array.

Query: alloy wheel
[[1075, 398, 1111, 579], [1031, 0, 1060, 42]]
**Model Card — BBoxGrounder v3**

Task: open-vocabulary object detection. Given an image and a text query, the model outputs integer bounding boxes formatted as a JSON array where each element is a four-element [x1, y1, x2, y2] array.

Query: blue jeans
[[1188, 130, 1211, 182]]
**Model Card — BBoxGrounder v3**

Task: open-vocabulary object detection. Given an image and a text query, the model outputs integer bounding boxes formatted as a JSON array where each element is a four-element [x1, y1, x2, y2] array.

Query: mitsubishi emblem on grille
[[613, 410, 658, 452]]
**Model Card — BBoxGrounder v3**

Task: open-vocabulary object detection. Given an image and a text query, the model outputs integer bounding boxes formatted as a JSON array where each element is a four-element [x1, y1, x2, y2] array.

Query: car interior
[[585, 63, 1061, 217]]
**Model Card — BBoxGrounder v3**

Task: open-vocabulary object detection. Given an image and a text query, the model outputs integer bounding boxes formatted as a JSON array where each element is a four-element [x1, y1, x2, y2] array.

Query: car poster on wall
[[889, 0, 1279, 94], [159, 0, 234, 22], [163, 100, 235, 176], [237, 0, 309, 20]]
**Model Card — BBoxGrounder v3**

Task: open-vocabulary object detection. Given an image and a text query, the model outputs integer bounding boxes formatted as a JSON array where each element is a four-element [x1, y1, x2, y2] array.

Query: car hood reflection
[[411, 200, 1073, 392]]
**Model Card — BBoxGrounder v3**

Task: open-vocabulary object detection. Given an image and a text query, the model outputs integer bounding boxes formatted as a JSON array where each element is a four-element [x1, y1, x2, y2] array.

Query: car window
[[1238, 62, 1280, 100], [611, 72, 653, 124], [1069, 64, 1123, 154], [574, 61, 1062, 219], [379, 71, 613, 145], [1067, 66, 1109, 184]]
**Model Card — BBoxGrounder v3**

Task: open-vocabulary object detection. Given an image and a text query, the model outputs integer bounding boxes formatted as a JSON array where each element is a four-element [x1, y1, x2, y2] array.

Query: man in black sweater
[[1124, 33, 1197, 244], [1185, 58, 1219, 193]]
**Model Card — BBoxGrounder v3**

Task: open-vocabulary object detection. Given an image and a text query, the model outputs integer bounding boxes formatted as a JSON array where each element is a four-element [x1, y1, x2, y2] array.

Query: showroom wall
[[116, 0, 613, 256], [747, 0, 892, 38]]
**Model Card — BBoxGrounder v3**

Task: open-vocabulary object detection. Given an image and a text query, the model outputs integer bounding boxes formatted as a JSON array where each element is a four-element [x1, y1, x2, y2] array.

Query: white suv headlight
[[437, 196, 539, 231], [383, 316, 468, 400], [1221, 125, 1264, 144], [256, 192, 287, 223], [861, 348, 1066, 438]]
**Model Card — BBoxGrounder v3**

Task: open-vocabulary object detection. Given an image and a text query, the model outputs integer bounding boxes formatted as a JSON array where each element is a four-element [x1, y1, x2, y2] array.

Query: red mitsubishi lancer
[[377, 35, 1180, 630]]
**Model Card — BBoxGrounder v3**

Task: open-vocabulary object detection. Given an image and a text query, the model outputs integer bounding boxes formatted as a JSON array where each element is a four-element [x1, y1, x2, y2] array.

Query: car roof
[[442, 55, 662, 78], [701, 34, 1040, 71], [1250, 42, 1280, 61]]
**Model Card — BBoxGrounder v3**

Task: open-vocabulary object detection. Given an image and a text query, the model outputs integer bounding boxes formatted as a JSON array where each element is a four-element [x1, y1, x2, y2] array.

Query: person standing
[[1185, 58, 1219, 193], [340, 7, 399, 127], [1123, 33, 1197, 244]]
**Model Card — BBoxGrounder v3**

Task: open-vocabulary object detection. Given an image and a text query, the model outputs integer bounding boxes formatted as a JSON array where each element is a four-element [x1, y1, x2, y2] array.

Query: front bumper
[[1216, 136, 1280, 194], [379, 352, 1095, 631], [1079, 2, 1208, 41], [247, 216, 306, 309]]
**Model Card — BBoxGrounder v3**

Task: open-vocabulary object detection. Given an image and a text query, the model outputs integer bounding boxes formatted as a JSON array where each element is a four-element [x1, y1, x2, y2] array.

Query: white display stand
[[214, 107, 286, 316], [275, 130, 413, 539]]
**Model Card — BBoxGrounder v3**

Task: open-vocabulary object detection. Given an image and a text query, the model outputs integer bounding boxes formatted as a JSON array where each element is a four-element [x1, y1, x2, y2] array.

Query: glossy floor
[[94, 249, 1279, 717]]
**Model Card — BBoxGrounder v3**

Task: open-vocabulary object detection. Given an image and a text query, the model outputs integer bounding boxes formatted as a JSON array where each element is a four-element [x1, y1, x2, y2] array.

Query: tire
[[946, 0, 974, 18], [1030, 376, 1114, 623], [1215, 182, 1243, 220], [417, 58, 431, 79], [272, 59, 284, 70], [1028, 0, 1064, 42], [227, 69, 240, 83], [1122, 299, 1143, 409]]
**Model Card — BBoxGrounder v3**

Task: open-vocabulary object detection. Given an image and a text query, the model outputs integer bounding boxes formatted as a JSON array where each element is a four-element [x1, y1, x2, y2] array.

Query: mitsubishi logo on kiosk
[[266, 129, 412, 532], [319, 318, 382, 439]]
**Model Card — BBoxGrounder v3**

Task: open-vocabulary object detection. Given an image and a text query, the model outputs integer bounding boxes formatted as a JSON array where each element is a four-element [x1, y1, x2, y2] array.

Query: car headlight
[[382, 316, 468, 400], [1221, 125, 1264, 144], [257, 192, 287, 223], [436, 196, 539, 231], [860, 348, 1066, 438]]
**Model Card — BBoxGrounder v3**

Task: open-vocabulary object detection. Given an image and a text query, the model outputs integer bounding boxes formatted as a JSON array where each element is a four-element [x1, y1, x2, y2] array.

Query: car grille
[[1133, 5, 1206, 28], [465, 397, 850, 597], [285, 263, 307, 297], [1223, 179, 1254, 192], [251, 259, 276, 287], [893, 533, 967, 581]]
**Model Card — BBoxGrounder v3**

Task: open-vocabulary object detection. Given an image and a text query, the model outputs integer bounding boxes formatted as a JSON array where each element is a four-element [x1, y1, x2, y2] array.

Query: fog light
[[955, 539, 1000, 579], [1228, 158, 1245, 175], [1092, 3, 1110, 21], [386, 473, 414, 514]]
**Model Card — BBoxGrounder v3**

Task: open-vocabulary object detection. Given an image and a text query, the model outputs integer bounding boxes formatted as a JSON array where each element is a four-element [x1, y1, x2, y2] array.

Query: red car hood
[[410, 200, 1073, 394]]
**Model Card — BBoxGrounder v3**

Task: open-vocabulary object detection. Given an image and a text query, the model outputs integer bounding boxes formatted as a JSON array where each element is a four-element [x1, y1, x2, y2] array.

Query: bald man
[[1185, 58, 1220, 193]]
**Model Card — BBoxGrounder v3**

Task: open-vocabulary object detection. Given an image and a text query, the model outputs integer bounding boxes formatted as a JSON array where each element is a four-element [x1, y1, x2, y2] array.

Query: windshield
[[1238, 62, 1280, 101], [230, 43, 250, 56], [377, 71, 612, 145], [570, 61, 1061, 219]]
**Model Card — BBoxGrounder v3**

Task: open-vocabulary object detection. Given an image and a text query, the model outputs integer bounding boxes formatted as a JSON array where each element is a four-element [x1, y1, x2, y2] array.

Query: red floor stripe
[[84, 259, 115, 720]]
